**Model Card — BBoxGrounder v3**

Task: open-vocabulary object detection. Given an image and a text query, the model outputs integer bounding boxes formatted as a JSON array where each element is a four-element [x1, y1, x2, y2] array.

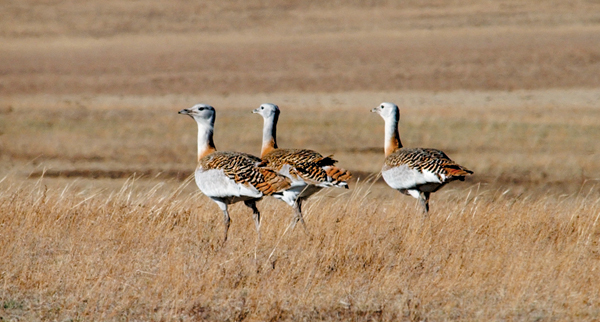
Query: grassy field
[[1, 0, 600, 321], [1, 174, 599, 321]]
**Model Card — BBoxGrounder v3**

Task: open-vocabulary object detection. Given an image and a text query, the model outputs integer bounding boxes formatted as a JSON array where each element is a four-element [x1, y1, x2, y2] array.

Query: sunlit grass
[[1, 175, 599, 320]]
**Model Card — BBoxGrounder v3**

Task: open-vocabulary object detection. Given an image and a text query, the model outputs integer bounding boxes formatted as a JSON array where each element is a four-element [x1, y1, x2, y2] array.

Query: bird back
[[199, 151, 291, 195], [261, 148, 351, 185], [385, 148, 473, 181]]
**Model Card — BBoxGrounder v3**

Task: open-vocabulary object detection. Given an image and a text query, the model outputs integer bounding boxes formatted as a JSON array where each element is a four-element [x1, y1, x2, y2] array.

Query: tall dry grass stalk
[[0, 174, 598, 321]]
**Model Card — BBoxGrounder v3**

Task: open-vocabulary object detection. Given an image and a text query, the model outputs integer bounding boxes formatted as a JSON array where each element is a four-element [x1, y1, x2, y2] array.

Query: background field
[[1, 0, 600, 321]]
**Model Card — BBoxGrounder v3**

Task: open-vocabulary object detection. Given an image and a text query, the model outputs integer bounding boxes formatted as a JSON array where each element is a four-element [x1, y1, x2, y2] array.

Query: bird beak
[[178, 109, 190, 115], [371, 107, 378, 113], [252, 108, 260, 114]]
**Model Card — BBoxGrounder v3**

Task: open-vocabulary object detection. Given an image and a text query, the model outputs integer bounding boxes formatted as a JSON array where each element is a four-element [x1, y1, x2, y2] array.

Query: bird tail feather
[[255, 169, 291, 195], [444, 164, 473, 178], [325, 166, 352, 188]]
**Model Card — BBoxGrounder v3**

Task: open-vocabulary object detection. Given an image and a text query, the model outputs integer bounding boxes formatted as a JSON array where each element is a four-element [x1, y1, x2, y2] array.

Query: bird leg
[[420, 191, 430, 216], [244, 200, 261, 259], [244, 200, 261, 242], [222, 210, 231, 243], [291, 198, 311, 237], [215, 200, 230, 244]]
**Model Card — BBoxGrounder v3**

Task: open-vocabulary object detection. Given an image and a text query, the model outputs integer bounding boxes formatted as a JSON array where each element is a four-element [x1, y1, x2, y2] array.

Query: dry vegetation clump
[[0, 175, 598, 321]]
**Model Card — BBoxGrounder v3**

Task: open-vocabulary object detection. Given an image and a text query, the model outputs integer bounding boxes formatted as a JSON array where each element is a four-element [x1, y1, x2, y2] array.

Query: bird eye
[[260, 106, 264, 110], [198, 107, 205, 111], [380, 105, 384, 109]]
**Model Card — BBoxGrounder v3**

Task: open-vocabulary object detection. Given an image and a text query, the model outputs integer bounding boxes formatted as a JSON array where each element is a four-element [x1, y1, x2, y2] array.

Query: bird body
[[195, 152, 262, 202], [261, 148, 346, 187], [372, 102, 472, 214], [253, 103, 351, 230], [179, 104, 290, 242]]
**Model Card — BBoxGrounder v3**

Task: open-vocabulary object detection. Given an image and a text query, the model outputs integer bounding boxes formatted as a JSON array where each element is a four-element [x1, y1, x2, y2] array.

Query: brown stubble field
[[1, 1, 600, 321]]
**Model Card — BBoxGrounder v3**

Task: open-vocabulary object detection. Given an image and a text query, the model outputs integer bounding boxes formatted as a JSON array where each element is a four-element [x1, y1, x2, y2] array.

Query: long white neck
[[261, 113, 278, 157], [383, 113, 402, 157], [195, 118, 217, 161]]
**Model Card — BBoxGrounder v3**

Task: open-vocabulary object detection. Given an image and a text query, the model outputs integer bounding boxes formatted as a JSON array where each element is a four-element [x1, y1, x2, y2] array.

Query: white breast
[[382, 164, 443, 190], [195, 168, 262, 199]]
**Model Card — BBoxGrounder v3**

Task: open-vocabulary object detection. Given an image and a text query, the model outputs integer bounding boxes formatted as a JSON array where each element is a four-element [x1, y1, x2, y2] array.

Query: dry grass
[[2, 0, 600, 320], [2, 92, 600, 321], [0, 175, 599, 321]]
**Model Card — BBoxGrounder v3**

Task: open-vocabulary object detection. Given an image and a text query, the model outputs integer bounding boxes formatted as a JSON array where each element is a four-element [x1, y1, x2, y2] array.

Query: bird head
[[179, 104, 216, 124], [371, 102, 399, 122], [252, 103, 280, 119]]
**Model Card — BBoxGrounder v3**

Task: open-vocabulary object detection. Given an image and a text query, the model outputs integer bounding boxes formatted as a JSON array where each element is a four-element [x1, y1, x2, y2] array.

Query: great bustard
[[179, 104, 290, 243], [252, 103, 351, 231], [371, 102, 473, 215]]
